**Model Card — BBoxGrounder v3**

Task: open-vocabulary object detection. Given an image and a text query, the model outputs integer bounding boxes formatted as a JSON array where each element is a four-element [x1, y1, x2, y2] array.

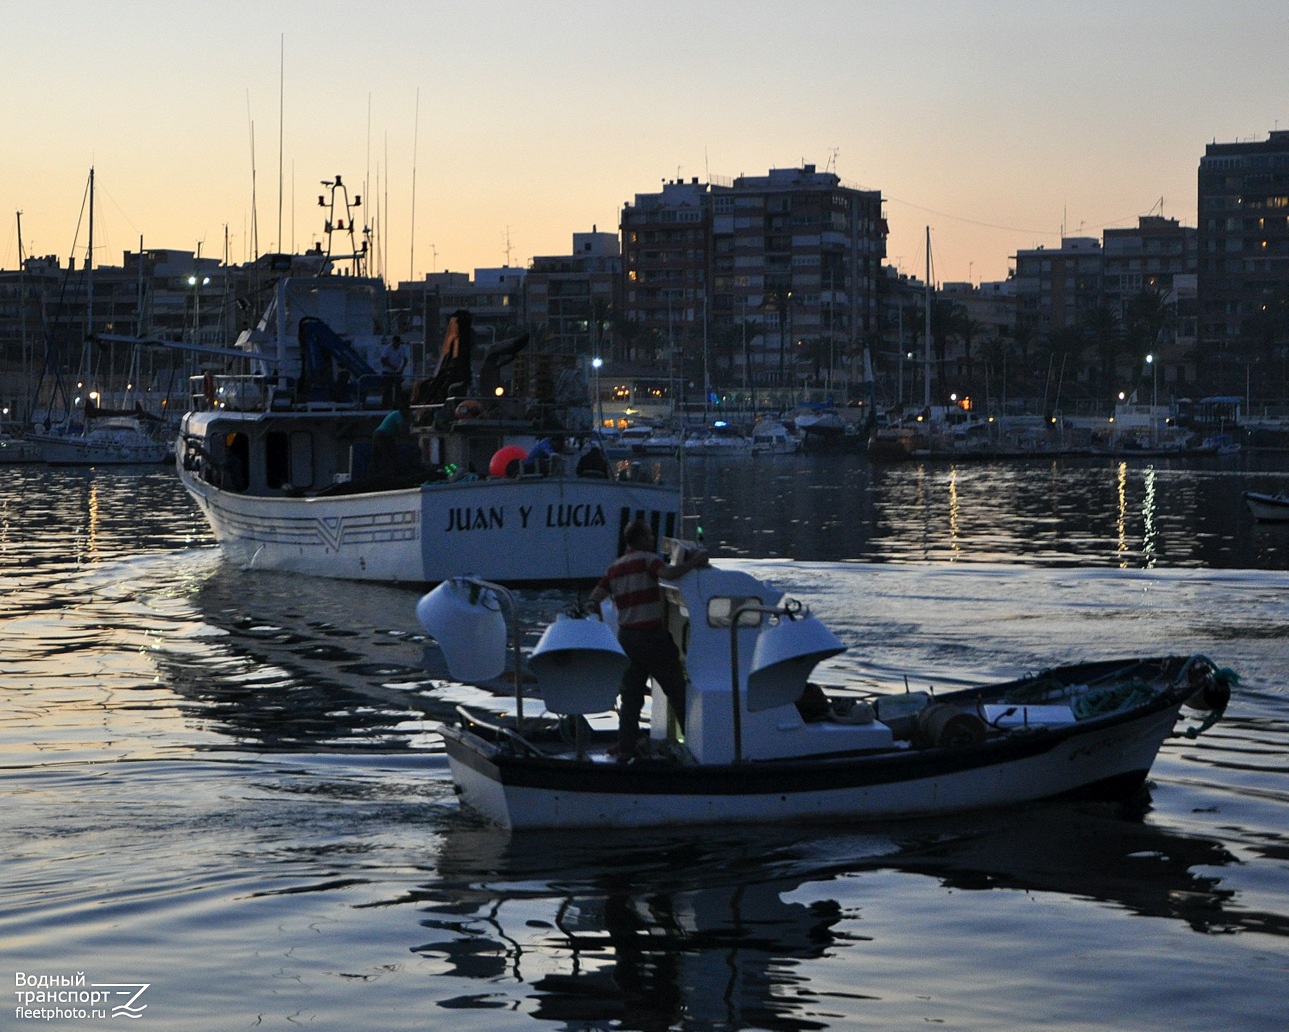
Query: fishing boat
[[176, 287, 682, 584], [173, 176, 680, 585], [1244, 490, 1289, 522], [418, 551, 1234, 829]]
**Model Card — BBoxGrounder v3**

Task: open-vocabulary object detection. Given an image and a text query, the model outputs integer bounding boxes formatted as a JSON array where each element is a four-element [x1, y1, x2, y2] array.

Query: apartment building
[[1012, 236, 1103, 337], [526, 229, 621, 358], [1197, 129, 1289, 358], [621, 165, 886, 391], [1102, 216, 1197, 319]]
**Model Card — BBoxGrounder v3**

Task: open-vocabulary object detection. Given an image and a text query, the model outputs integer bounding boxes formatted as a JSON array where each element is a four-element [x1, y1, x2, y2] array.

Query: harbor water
[[2, 453, 1288, 1030]]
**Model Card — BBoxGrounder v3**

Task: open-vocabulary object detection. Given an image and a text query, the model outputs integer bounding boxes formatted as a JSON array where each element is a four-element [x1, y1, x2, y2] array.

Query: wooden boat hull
[[441, 659, 1207, 829]]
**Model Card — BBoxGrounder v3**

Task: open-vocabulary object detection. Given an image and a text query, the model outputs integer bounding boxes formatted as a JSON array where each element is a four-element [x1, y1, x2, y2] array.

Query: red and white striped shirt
[[596, 549, 666, 629]]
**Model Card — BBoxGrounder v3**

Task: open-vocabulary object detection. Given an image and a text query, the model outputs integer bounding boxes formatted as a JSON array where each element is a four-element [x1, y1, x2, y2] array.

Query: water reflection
[[398, 792, 1271, 1029], [683, 452, 1289, 570], [415, 822, 879, 1030]]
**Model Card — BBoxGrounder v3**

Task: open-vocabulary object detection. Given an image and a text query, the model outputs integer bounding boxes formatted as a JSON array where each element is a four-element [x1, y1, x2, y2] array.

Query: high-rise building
[[527, 230, 621, 358], [620, 165, 886, 392], [1012, 237, 1103, 337], [1197, 130, 1289, 363], [1102, 216, 1196, 319]]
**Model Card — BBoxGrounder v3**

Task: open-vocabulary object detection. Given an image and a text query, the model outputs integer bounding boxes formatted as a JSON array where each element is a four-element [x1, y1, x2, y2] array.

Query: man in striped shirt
[[588, 518, 709, 761]]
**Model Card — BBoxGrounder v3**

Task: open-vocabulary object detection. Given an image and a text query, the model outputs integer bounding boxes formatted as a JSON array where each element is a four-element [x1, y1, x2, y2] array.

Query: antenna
[[246, 92, 259, 260], [409, 86, 420, 282], [503, 227, 513, 266], [277, 34, 284, 257]]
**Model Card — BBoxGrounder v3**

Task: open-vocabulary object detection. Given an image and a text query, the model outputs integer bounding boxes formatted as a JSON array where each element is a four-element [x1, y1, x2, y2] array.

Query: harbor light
[[592, 356, 603, 428]]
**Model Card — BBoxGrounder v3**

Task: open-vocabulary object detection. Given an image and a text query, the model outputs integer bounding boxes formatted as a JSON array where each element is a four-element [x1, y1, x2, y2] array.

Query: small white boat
[[418, 552, 1234, 830], [28, 415, 171, 465], [621, 425, 683, 456], [0, 433, 42, 464], [1244, 490, 1289, 522], [1201, 433, 1242, 455], [682, 422, 752, 456], [750, 420, 802, 455]]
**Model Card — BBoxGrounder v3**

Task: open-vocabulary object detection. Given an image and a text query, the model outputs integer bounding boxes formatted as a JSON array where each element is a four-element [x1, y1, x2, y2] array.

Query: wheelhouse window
[[707, 596, 764, 628]]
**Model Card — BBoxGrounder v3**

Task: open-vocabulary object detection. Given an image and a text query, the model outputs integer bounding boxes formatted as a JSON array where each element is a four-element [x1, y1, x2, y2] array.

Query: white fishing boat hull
[[182, 463, 681, 584], [441, 702, 1183, 830]]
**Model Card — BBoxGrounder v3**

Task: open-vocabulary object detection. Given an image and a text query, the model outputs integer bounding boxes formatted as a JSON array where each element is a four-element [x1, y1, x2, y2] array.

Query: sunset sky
[[2, 1, 1285, 289]]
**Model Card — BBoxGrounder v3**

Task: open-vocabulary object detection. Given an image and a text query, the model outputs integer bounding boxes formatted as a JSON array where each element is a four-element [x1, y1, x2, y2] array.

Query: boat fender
[[203, 372, 217, 407], [1182, 656, 1238, 713], [914, 704, 987, 750], [455, 399, 483, 419]]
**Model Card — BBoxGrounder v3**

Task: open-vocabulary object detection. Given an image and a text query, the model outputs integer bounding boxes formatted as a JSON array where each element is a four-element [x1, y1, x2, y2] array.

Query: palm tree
[[1010, 317, 1038, 399], [980, 333, 1013, 411], [929, 299, 963, 401], [955, 315, 986, 392], [590, 297, 612, 363], [1087, 304, 1124, 396], [614, 317, 646, 365], [1124, 288, 1170, 359]]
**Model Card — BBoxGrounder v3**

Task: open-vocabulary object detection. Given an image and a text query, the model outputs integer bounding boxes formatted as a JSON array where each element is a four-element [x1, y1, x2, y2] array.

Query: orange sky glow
[[2, 1, 1285, 290]]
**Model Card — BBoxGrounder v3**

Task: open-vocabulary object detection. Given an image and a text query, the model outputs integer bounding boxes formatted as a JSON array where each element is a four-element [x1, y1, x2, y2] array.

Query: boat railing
[[188, 373, 388, 413], [453, 704, 549, 758]]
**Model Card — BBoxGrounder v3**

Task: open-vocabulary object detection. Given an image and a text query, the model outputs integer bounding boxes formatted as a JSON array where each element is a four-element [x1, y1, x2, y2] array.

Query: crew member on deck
[[379, 335, 409, 406], [587, 518, 709, 761], [525, 436, 563, 475]]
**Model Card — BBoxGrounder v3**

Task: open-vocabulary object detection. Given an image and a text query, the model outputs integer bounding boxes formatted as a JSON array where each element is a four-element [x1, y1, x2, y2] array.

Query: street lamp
[[1145, 353, 1157, 445], [591, 356, 603, 430], [187, 274, 211, 344]]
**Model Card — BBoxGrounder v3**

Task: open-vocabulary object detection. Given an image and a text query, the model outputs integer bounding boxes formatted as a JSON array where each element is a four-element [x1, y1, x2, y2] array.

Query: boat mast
[[923, 225, 932, 410], [84, 167, 96, 403], [87, 168, 94, 338], [16, 211, 27, 396]]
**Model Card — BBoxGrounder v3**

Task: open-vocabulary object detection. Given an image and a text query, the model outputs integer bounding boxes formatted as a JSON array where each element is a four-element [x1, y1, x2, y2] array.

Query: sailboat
[[25, 168, 170, 465]]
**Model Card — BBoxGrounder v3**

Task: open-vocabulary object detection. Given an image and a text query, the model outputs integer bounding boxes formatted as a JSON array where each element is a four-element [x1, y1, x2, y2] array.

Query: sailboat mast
[[16, 211, 27, 386], [923, 225, 932, 410], [86, 168, 94, 338]]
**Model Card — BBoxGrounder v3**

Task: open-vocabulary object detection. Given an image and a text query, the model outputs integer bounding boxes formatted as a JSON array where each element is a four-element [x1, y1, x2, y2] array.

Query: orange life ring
[[202, 372, 217, 407], [488, 445, 528, 478]]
